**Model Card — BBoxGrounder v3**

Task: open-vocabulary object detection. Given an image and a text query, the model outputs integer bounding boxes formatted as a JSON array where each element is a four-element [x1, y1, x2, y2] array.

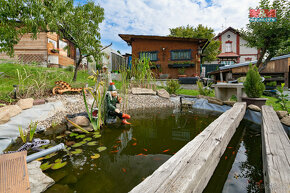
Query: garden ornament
[[6, 138, 50, 153], [106, 82, 131, 124]]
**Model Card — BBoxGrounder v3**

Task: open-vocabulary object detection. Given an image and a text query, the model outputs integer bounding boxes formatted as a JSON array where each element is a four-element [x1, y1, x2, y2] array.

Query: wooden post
[[284, 72, 289, 89], [261, 106, 290, 193], [220, 71, 223, 82], [130, 103, 246, 193]]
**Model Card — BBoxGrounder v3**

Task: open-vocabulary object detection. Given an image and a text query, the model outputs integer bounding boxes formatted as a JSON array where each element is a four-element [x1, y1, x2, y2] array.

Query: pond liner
[[181, 97, 290, 136]]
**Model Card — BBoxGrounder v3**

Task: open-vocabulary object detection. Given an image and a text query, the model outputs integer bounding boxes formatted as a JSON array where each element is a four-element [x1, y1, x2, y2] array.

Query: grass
[[0, 62, 95, 103], [263, 95, 290, 112]]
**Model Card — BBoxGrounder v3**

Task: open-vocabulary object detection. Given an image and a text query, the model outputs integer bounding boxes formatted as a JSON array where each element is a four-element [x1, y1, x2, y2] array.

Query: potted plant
[[178, 67, 187, 78], [242, 64, 267, 108], [51, 48, 59, 53]]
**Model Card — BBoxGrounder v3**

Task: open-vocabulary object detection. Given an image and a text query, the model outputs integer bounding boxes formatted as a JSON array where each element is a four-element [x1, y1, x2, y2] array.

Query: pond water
[[5, 108, 263, 193]]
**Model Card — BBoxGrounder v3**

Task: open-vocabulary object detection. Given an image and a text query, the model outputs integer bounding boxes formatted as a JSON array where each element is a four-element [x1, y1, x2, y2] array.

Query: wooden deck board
[[130, 102, 246, 193], [262, 106, 290, 193], [0, 151, 30, 193]]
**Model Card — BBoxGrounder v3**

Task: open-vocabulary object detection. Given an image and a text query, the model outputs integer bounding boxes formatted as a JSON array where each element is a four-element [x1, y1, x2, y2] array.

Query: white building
[[206, 27, 260, 65]]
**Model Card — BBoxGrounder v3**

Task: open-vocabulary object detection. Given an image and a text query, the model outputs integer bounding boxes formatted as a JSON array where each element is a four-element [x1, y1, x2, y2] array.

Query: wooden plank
[[130, 102, 246, 193], [261, 106, 290, 193], [0, 151, 30, 193]]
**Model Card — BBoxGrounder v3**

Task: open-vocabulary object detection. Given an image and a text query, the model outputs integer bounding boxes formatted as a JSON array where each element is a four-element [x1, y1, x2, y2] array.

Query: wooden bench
[[261, 106, 290, 193], [130, 102, 246, 193]]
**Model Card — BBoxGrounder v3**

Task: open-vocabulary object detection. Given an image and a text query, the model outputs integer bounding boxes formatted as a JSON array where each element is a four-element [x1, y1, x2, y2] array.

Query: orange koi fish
[[163, 149, 170, 153]]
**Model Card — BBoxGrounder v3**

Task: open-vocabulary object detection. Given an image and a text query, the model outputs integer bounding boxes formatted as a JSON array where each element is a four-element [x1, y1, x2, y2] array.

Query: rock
[[45, 98, 57, 103], [70, 116, 90, 127], [27, 161, 54, 193], [182, 99, 194, 108], [16, 98, 34, 110], [33, 99, 46, 106], [131, 87, 156, 95], [170, 94, 177, 97], [276, 111, 288, 119], [157, 89, 170, 99], [207, 97, 223, 106], [248, 104, 261, 112], [0, 105, 22, 117], [223, 101, 236, 106], [0, 110, 10, 124], [281, 115, 290, 126]]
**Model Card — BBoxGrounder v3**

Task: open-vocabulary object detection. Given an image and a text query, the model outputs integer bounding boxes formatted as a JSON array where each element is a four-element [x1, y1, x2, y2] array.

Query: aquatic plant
[[87, 141, 98, 146], [51, 161, 67, 170], [71, 149, 83, 155], [18, 126, 26, 143], [71, 142, 83, 148], [75, 134, 86, 139], [83, 137, 92, 142], [97, 146, 107, 152], [93, 134, 101, 139], [40, 162, 52, 171], [91, 154, 100, 159], [18, 121, 38, 143]]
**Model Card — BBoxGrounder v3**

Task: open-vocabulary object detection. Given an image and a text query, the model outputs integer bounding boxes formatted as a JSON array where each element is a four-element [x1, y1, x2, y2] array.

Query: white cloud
[[95, 0, 260, 53]]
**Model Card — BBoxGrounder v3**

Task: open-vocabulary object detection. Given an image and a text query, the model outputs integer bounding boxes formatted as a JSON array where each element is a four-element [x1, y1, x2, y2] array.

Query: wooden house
[[209, 54, 290, 88], [0, 32, 76, 66], [119, 34, 208, 79]]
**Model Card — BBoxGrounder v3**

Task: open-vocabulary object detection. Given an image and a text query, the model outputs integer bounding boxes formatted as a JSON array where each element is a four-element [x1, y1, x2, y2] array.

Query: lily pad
[[69, 133, 78, 137], [93, 131, 100, 135], [83, 137, 92, 142], [76, 134, 86, 139], [56, 135, 64, 139], [40, 162, 52, 171], [71, 142, 83, 148], [87, 141, 98, 146], [55, 158, 62, 163], [79, 141, 87, 144], [71, 149, 83, 155], [91, 154, 100, 159], [97, 146, 107, 152], [44, 152, 58, 159], [93, 134, 101, 139], [51, 162, 67, 170]]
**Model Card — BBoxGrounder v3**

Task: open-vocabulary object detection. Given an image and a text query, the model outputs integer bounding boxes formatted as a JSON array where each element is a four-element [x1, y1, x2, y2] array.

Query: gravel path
[[38, 93, 178, 129]]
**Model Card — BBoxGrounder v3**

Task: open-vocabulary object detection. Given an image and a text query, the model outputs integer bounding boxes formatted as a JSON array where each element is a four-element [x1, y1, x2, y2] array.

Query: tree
[[240, 0, 290, 71], [0, 0, 105, 81], [169, 24, 221, 63]]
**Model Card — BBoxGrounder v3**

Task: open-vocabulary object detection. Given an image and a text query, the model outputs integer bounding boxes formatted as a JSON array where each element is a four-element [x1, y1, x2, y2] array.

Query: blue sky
[[76, 0, 260, 54]]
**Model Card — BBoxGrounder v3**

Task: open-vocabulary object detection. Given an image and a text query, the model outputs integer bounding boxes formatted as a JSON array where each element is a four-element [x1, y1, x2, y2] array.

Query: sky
[[77, 0, 261, 54]]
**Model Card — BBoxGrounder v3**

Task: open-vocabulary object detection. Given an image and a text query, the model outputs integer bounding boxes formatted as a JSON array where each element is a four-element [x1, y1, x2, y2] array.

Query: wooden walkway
[[130, 102, 246, 193], [261, 106, 290, 193]]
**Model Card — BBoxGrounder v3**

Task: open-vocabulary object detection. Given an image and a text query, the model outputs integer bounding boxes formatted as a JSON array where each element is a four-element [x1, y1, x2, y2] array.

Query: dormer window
[[225, 40, 232, 52]]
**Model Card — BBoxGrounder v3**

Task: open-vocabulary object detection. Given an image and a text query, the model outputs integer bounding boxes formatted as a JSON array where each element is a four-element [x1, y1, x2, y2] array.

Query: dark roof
[[217, 52, 239, 57], [214, 27, 240, 40], [119, 34, 208, 46], [219, 54, 290, 70]]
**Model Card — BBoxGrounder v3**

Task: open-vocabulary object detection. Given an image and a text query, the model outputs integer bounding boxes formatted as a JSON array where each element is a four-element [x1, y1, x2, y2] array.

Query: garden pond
[[5, 108, 264, 193]]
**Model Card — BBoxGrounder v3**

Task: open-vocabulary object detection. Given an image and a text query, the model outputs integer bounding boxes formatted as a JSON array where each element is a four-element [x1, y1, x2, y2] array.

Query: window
[[48, 38, 57, 48], [139, 51, 158, 61], [225, 43, 232, 52], [170, 49, 192, 60], [221, 60, 234, 65], [245, 57, 252, 61]]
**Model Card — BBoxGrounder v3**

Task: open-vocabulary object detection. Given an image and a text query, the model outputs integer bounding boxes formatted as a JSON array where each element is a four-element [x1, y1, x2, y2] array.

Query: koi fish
[[113, 145, 118, 148], [143, 148, 148, 152], [111, 150, 118, 153], [225, 156, 228, 160], [232, 151, 235, 155], [163, 149, 170, 153], [132, 143, 137, 146], [116, 140, 121, 143], [122, 168, 126, 173], [132, 138, 137, 141], [227, 147, 233, 149]]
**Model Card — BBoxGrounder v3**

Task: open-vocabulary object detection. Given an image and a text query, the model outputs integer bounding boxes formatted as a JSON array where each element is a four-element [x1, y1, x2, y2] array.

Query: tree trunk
[[256, 47, 266, 69], [258, 53, 273, 73], [73, 55, 83, 82]]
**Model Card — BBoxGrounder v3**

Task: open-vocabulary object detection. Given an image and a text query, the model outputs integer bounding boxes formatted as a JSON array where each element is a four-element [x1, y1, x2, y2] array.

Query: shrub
[[197, 80, 213, 96], [166, 79, 180, 94], [243, 64, 265, 98], [266, 81, 277, 87], [276, 83, 289, 112]]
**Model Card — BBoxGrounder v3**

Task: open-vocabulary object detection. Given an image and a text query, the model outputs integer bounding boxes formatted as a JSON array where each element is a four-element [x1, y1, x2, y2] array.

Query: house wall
[[0, 32, 48, 64], [221, 31, 237, 53], [131, 39, 200, 78], [239, 37, 258, 63]]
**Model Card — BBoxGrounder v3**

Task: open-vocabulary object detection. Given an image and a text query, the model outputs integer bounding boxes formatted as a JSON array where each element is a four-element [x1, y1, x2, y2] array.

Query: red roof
[[217, 52, 239, 57]]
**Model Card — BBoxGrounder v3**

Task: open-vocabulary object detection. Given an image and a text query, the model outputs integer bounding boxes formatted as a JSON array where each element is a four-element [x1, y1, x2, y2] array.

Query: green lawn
[[0, 62, 95, 103]]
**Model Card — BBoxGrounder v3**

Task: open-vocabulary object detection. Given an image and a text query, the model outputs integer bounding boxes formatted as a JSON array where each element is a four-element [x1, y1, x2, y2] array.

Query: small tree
[[244, 64, 265, 98]]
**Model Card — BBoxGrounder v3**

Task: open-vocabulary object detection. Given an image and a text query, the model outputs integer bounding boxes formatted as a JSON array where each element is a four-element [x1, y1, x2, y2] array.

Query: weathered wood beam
[[261, 106, 290, 193], [130, 102, 246, 193]]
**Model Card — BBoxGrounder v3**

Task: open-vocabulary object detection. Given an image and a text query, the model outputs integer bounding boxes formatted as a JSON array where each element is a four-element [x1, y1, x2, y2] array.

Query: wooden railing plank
[[130, 102, 246, 193], [261, 105, 290, 193]]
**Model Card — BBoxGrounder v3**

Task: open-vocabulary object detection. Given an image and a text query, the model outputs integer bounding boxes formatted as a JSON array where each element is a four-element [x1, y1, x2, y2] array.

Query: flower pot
[[178, 75, 187, 78], [241, 97, 268, 108], [159, 74, 169, 79]]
